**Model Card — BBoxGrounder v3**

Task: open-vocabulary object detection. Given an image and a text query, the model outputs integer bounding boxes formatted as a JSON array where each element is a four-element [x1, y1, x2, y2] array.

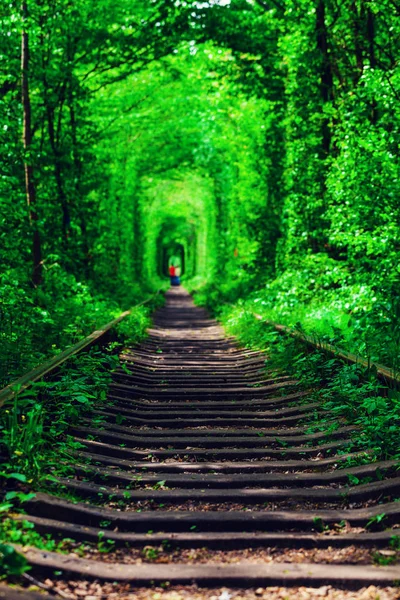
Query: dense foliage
[[1, 0, 399, 381], [193, 0, 400, 368]]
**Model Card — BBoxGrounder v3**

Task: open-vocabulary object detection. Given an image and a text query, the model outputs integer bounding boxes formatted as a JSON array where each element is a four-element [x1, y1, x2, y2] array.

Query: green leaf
[[0, 472, 27, 483], [0, 543, 30, 576]]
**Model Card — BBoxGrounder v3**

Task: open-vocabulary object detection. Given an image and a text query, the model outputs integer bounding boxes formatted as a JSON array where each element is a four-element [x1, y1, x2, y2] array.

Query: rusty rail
[[0, 291, 161, 408], [253, 314, 400, 387]]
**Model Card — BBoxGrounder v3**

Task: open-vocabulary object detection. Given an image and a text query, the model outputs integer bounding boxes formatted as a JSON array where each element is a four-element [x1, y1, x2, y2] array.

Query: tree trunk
[[316, 0, 333, 156], [352, 0, 364, 78], [45, 91, 71, 244], [69, 101, 92, 277], [132, 192, 142, 275], [21, 0, 43, 286], [367, 8, 378, 123]]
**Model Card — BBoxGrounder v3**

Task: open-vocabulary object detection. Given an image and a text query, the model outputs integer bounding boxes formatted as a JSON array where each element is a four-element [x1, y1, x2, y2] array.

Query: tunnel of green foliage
[[1, 0, 400, 383]]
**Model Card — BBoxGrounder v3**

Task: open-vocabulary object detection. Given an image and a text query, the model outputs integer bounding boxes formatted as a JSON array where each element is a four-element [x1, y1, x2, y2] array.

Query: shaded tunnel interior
[[141, 173, 215, 285], [162, 243, 185, 276], [156, 219, 197, 280]]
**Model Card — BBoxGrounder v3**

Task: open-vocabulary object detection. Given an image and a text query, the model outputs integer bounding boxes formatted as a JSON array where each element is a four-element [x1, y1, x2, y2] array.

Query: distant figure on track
[[169, 263, 180, 286]]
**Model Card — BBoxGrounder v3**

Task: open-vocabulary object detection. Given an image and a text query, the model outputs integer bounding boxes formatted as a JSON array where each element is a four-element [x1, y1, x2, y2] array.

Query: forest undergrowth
[[216, 304, 400, 466], [0, 298, 160, 481], [0, 301, 162, 578], [0, 272, 164, 389], [193, 252, 400, 375]]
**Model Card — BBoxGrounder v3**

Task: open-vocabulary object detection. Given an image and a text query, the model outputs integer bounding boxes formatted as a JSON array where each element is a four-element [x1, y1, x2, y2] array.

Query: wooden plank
[[18, 515, 400, 549], [69, 458, 397, 488], [86, 410, 329, 434], [16, 546, 400, 585], [105, 389, 310, 410], [83, 413, 322, 428], [70, 423, 356, 447], [25, 492, 400, 530], [74, 450, 373, 473], [50, 474, 400, 503], [74, 436, 349, 460]]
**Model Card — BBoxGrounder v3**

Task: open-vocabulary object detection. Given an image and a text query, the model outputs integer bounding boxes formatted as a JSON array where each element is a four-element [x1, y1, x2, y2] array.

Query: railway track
[[3, 287, 400, 599]]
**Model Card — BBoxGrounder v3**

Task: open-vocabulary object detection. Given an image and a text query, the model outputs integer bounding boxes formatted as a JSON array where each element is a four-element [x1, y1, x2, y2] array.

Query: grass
[[0, 348, 118, 485], [220, 306, 400, 465]]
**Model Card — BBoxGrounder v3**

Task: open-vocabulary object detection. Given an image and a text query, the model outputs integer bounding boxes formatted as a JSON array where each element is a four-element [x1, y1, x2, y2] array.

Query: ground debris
[[46, 582, 400, 600]]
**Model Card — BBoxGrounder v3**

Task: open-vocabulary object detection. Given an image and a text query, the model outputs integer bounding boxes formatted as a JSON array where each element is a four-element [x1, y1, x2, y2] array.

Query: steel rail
[[0, 291, 161, 408], [253, 313, 400, 387]]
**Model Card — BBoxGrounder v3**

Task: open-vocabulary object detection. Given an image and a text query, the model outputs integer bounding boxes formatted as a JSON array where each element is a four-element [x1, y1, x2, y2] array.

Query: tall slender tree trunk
[[367, 8, 378, 124], [132, 192, 142, 274], [46, 104, 71, 243], [69, 101, 92, 277], [352, 0, 364, 78], [367, 9, 376, 69], [21, 0, 43, 286], [316, 0, 333, 156]]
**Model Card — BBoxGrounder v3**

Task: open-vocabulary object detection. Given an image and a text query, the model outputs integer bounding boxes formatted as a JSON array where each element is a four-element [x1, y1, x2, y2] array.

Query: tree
[[21, 0, 42, 286]]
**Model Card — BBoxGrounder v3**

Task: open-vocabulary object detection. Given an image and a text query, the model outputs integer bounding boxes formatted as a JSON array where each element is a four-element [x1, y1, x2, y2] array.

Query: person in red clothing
[[169, 263, 176, 286]]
